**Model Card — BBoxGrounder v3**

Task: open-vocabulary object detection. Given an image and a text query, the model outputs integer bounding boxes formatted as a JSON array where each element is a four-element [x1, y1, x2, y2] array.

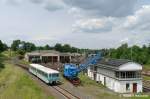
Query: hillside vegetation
[[0, 62, 54, 99]]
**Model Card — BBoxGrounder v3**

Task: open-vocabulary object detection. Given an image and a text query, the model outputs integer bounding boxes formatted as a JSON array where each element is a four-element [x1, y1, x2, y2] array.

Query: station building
[[25, 50, 74, 63], [87, 58, 143, 93]]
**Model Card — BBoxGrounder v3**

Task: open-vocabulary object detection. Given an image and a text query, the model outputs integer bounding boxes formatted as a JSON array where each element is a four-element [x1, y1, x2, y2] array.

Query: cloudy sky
[[0, 0, 150, 48]]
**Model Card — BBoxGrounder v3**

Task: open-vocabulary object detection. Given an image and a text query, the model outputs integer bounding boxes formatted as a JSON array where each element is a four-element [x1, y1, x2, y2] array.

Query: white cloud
[[123, 5, 150, 31], [5, 0, 23, 5], [68, 3, 150, 48], [43, 0, 66, 11], [4, 0, 66, 11], [63, 0, 137, 17], [68, 7, 82, 18], [120, 38, 129, 44], [72, 17, 114, 33]]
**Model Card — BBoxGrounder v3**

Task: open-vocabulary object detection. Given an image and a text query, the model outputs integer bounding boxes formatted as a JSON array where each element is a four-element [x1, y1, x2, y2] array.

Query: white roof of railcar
[[30, 64, 59, 74]]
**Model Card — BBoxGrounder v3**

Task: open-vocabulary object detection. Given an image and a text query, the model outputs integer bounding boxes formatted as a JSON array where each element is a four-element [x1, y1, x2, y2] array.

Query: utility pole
[[131, 47, 133, 60], [108, 49, 111, 58]]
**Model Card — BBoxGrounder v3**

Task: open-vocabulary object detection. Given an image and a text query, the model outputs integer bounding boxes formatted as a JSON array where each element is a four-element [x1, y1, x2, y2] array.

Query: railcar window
[[43, 72, 48, 77], [30, 67, 36, 71], [52, 73, 59, 77], [37, 70, 41, 74], [37, 69, 48, 77], [49, 74, 51, 78]]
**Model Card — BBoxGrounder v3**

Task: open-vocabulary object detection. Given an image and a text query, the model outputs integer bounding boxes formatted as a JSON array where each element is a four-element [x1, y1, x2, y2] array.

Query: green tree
[[62, 44, 71, 52], [11, 40, 36, 53], [104, 43, 150, 64], [0, 40, 4, 52], [3, 43, 8, 51], [0, 40, 8, 52], [71, 47, 78, 53], [44, 44, 50, 50], [23, 42, 36, 52], [54, 43, 62, 52], [11, 40, 21, 51]]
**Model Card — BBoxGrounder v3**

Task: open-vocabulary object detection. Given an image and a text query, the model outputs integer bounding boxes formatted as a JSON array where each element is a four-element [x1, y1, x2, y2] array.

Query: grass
[[143, 65, 150, 70], [18, 59, 30, 65], [2, 51, 18, 58], [143, 64, 150, 80], [79, 72, 105, 88], [143, 76, 150, 80], [0, 62, 54, 99]]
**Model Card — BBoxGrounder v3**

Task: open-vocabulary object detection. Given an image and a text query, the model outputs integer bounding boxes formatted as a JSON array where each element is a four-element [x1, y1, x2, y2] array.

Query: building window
[[115, 71, 141, 79], [126, 83, 130, 91], [94, 66, 97, 71], [121, 72, 125, 78], [115, 72, 119, 78], [90, 66, 92, 70]]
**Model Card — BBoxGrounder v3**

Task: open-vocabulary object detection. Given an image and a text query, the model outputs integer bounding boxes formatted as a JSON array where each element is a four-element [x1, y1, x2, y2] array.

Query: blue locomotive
[[63, 52, 101, 85]]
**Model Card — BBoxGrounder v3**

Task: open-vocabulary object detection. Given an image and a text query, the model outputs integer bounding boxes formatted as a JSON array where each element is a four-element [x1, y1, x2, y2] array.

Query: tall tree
[[62, 44, 71, 52], [44, 44, 50, 50], [0, 40, 4, 52], [0, 40, 8, 52], [23, 42, 36, 52], [54, 43, 62, 52], [11, 40, 21, 51]]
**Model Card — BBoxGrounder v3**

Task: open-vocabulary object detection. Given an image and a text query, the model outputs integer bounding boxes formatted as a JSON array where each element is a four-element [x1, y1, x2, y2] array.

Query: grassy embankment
[[144, 65, 150, 71], [0, 51, 54, 99], [79, 72, 105, 87]]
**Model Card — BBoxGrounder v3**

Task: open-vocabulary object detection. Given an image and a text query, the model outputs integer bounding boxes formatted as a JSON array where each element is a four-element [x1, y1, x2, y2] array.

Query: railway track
[[14, 63, 80, 99], [142, 71, 150, 76], [143, 80, 150, 92], [52, 86, 80, 99], [141, 70, 150, 92]]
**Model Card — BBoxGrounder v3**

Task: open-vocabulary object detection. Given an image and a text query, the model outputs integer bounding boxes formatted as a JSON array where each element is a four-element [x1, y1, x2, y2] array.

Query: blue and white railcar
[[29, 64, 60, 84]]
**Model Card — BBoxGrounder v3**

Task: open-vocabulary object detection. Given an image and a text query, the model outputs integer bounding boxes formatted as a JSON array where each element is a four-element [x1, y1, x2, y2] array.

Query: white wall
[[24, 54, 29, 61], [97, 68, 115, 78], [96, 73, 121, 92], [119, 80, 142, 93], [87, 67, 94, 80]]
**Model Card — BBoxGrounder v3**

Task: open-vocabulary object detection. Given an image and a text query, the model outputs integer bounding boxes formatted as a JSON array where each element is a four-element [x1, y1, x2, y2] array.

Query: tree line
[[0, 40, 150, 65], [10, 40, 82, 54], [101, 43, 150, 65]]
